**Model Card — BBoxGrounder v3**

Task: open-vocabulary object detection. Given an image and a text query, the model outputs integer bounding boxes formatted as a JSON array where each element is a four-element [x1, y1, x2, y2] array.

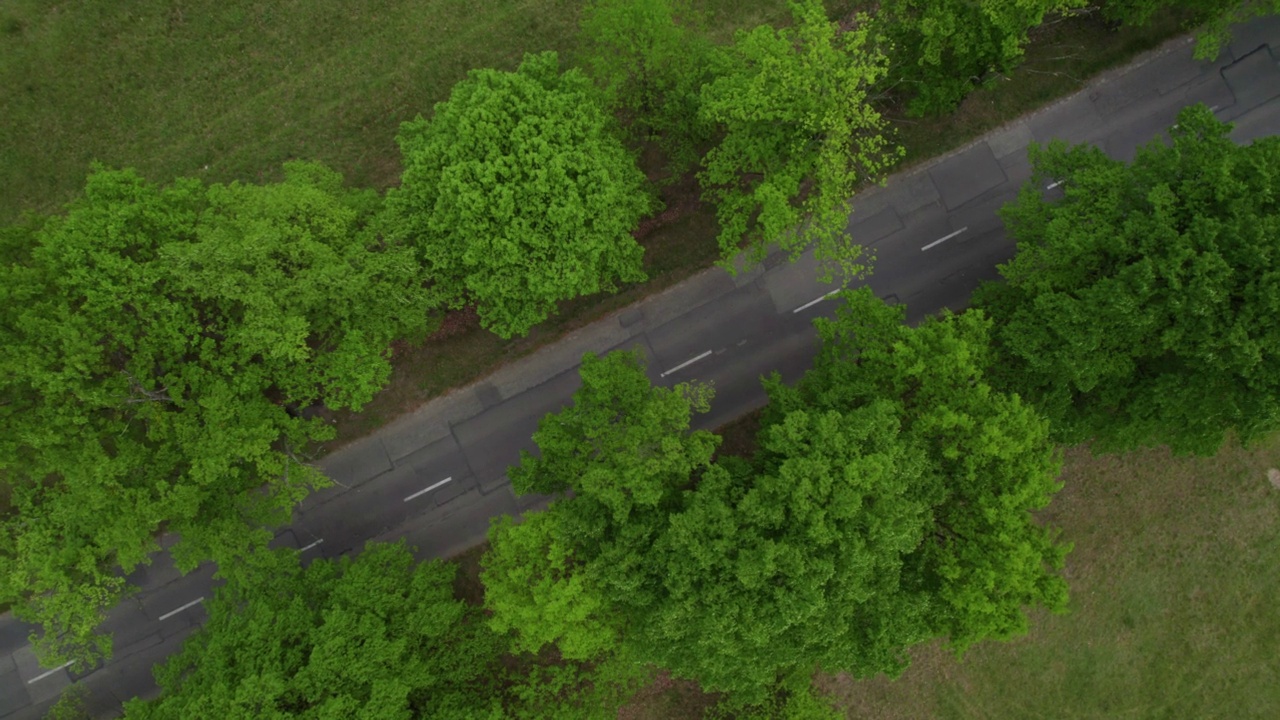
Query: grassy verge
[[817, 437, 1280, 718]]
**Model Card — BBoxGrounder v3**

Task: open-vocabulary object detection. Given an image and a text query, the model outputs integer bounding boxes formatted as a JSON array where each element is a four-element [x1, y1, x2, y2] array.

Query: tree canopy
[[1103, 0, 1280, 58], [123, 543, 496, 720], [0, 162, 428, 664], [698, 0, 899, 276], [973, 105, 1280, 455], [124, 542, 647, 720], [873, 0, 1084, 116], [385, 51, 651, 339], [482, 302, 1069, 707], [576, 0, 717, 175]]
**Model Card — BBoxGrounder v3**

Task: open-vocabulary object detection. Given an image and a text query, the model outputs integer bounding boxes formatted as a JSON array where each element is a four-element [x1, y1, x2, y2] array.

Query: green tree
[[1103, 0, 1280, 58], [385, 51, 651, 339], [698, 0, 900, 276], [482, 350, 718, 660], [0, 163, 429, 664], [873, 0, 1084, 116], [482, 308, 1068, 706], [577, 0, 717, 175], [122, 543, 500, 720], [973, 105, 1280, 454]]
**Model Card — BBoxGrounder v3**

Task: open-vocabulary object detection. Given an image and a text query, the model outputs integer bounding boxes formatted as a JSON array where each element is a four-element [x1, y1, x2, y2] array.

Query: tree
[[482, 307, 1069, 706], [0, 163, 430, 665], [482, 350, 718, 660], [698, 0, 900, 276], [973, 105, 1280, 455], [1102, 0, 1280, 58], [385, 51, 651, 339], [873, 0, 1084, 116], [122, 543, 500, 720], [577, 0, 717, 175]]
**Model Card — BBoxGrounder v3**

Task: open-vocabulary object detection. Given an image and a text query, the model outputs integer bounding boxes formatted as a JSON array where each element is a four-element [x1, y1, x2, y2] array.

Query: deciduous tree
[[122, 543, 499, 720], [385, 51, 651, 338], [577, 0, 717, 175], [698, 0, 899, 277], [0, 162, 429, 664], [873, 0, 1084, 116], [482, 304, 1069, 706], [974, 105, 1280, 454], [1103, 0, 1280, 58]]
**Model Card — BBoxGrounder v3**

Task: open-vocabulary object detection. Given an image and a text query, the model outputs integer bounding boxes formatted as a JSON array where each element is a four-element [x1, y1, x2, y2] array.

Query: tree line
[[117, 105, 1280, 717], [1, 0, 1274, 702]]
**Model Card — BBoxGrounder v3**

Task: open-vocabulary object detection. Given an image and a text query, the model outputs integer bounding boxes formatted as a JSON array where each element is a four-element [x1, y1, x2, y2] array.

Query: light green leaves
[[699, 0, 899, 278], [0, 162, 428, 665], [386, 52, 651, 338]]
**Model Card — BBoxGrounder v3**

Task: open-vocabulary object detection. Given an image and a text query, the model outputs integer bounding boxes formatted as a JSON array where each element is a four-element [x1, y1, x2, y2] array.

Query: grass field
[[818, 437, 1280, 719], [0, 0, 797, 223]]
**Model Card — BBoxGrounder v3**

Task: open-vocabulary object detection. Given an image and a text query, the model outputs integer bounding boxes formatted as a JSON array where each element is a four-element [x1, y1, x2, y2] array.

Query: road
[[3, 18, 1279, 718]]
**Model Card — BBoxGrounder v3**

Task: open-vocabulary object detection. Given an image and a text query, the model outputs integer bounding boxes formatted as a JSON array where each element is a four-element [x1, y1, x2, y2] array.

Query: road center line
[[299, 539, 323, 552], [27, 661, 73, 684], [792, 289, 840, 314], [659, 350, 713, 378], [404, 477, 452, 502], [158, 597, 203, 621], [922, 227, 968, 251]]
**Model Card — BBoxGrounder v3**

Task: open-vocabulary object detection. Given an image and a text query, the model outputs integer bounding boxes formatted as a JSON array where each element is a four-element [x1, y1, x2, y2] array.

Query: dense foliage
[[1103, 0, 1280, 57], [698, 0, 900, 276], [874, 0, 1085, 116], [385, 51, 651, 339], [122, 542, 647, 720], [483, 298, 1070, 708], [0, 163, 429, 664], [577, 0, 717, 175], [974, 105, 1280, 455]]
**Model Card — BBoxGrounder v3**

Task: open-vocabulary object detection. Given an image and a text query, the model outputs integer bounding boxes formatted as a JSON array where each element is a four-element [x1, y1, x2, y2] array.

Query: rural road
[[3, 16, 1279, 719]]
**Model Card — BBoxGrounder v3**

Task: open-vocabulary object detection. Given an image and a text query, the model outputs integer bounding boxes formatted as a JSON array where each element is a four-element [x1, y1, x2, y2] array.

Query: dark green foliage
[[385, 51, 651, 339], [974, 105, 1280, 455], [1102, 0, 1280, 57], [483, 305, 1069, 708], [123, 542, 648, 719], [122, 543, 499, 719], [577, 0, 718, 175], [874, 0, 1085, 116], [0, 162, 429, 664]]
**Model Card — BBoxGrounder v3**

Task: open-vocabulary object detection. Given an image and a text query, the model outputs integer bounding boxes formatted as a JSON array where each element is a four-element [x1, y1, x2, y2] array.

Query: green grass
[[817, 436, 1280, 719], [0, 0, 798, 223]]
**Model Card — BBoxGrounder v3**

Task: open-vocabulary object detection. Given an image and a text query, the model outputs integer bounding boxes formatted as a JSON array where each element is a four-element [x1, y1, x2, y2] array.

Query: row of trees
[[117, 105, 1280, 717], [3, 0, 1273, 682]]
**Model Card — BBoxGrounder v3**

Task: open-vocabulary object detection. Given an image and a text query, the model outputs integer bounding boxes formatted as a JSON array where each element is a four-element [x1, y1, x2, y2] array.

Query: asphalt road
[[3, 18, 1279, 719]]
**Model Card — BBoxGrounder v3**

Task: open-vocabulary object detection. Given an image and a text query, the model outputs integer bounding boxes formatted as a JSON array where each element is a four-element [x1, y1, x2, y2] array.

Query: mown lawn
[[819, 436, 1280, 719], [0, 0, 798, 223]]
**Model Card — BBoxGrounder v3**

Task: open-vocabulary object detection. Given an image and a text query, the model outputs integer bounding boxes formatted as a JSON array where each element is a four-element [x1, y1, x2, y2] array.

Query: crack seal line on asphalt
[[659, 350, 713, 378], [792, 289, 840, 313], [404, 477, 452, 502], [921, 227, 968, 251], [158, 597, 204, 621], [27, 661, 73, 684]]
